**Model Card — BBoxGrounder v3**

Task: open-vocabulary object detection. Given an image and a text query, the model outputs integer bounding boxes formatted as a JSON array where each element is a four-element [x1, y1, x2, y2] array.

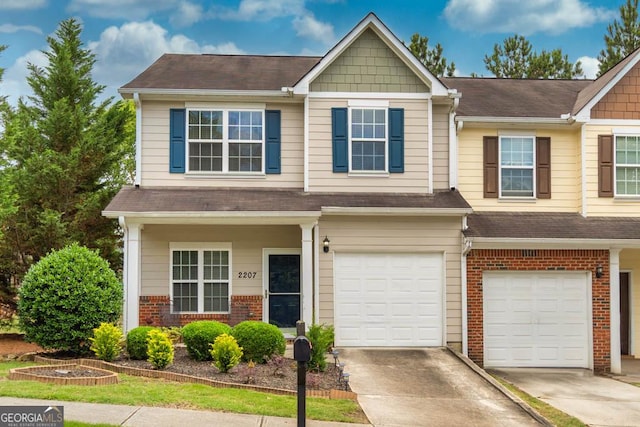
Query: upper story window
[[350, 108, 387, 171], [187, 109, 264, 173], [615, 135, 640, 196], [500, 136, 535, 198]]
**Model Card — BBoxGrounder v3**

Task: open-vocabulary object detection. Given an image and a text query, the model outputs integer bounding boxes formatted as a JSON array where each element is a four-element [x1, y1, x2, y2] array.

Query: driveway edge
[[446, 347, 553, 427]]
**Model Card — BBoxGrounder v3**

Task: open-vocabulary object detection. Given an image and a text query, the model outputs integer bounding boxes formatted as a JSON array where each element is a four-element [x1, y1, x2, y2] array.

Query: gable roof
[[442, 77, 591, 119], [120, 54, 321, 95]]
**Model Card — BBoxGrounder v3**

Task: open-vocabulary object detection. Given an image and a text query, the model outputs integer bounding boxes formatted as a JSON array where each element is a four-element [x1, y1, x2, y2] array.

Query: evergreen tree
[[598, 0, 640, 76], [485, 35, 583, 79], [408, 33, 456, 77], [0, 19, 135, 301]]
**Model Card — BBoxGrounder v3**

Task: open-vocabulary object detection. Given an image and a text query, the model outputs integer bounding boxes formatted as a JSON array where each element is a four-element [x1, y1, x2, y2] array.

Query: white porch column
[[120, 218, 142, 332], [610, 249, 621, 374], [300, 223, 314, 327]]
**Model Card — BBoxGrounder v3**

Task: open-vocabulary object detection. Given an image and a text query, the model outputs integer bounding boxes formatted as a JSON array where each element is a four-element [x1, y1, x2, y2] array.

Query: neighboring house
[[104, 12, 640, 374]]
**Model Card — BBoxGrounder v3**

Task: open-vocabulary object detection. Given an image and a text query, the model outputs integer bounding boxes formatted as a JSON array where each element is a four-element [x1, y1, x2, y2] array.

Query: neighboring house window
[[615, 135, 640, 196], [187, 109, 263, 173], [500, 136, 535, 198], [350, 108, 386, 171], [171, 246, 230, 313]]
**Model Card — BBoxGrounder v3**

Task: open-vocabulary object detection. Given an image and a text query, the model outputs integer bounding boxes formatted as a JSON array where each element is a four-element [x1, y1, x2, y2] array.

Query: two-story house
[[104, 12, 640, 374]]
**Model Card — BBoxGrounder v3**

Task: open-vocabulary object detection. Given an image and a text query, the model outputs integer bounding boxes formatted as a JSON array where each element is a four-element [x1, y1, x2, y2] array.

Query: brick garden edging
[[9, 363, 118, 386], [31, 356, 357, 401]]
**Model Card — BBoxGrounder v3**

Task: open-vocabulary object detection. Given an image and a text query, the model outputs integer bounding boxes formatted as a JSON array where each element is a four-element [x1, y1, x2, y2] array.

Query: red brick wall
[[139, 295, 263, 327], [467, 249, 610, 372]]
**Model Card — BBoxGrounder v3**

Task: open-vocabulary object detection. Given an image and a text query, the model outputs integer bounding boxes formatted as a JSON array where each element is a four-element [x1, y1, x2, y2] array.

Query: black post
[[297, 358, 306, 427]]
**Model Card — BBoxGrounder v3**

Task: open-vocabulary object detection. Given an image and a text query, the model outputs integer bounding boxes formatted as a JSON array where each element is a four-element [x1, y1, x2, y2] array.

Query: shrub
[[210, 333, 243, 373], [231, 321, 286, 363], [307, 323, 335, 372], [17, 243, 123, 354], [160, 326, 182, 344], [147, 329, 174, 369], [182, 321, 231, 361], [89, 322, 123, 362], [126, 326, 157, 360]]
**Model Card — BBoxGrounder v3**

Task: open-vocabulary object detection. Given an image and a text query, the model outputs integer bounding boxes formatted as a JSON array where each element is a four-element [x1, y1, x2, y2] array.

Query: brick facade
[[467, 249, 610, 372], [139, 295, 263, 327]]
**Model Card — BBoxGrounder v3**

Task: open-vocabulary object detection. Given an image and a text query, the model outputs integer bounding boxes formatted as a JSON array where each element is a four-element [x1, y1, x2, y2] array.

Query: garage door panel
[[335, 253, 443, 347]]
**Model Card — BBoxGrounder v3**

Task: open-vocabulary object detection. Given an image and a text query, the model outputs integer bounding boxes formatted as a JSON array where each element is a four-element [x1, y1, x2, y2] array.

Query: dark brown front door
[[621, 272, 630, 355]]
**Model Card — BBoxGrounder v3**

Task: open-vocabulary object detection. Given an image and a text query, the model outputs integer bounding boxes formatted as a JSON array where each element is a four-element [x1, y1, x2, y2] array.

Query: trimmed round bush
[[126, 326, 157, 360], [182, 321, 231, 361], [18, 243, 123, 355], [231, 321, 286, 363]]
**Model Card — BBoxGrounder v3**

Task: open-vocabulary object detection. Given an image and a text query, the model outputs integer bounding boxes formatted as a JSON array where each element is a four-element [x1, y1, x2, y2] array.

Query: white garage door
[[483, 272, 590, 368], [334, 253, 443, 347]]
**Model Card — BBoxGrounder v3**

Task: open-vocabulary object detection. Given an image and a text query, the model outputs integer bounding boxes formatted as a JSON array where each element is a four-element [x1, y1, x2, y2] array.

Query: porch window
[[171, 246, 230, 313], [616, 135, 640, 196]]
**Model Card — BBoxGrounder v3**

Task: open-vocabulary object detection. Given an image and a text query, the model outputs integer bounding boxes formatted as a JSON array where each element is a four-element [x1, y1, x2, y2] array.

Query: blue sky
[[0, 0, 627, 105]]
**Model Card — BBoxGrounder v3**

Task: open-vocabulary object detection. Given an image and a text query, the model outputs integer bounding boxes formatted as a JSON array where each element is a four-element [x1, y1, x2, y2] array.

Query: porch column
[[120, 218, 142, 332], [610, 249, 621, 374], [300, 223, 314, 327]]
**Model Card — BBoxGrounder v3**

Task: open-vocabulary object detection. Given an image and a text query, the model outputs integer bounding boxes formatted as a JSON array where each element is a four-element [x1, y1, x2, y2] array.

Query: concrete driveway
[[493, 368, 640, 427], [337, 348, 542, 427]]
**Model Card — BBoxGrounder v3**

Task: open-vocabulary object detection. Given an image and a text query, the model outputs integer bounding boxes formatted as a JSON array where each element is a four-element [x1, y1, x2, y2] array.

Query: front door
[[621, 272, 630, 355], [266, 254, 300, 328]]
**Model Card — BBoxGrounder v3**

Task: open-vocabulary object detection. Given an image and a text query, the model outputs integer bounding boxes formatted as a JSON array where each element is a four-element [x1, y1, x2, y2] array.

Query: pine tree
[[598, 0, 640, 76], [408, 33, 456, 77]]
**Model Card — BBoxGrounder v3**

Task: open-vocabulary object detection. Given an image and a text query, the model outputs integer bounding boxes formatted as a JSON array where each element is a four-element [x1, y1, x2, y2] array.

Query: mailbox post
[[293, 323, 311, 427]]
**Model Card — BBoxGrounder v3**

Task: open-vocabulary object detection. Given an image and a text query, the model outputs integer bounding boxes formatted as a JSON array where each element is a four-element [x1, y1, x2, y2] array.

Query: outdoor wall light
[[323, 236, 330, 253], [595, 264, 604, 278]]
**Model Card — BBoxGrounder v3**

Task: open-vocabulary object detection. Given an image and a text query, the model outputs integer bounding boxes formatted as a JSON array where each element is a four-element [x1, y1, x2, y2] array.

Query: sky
[[0, 0, 628, 105]]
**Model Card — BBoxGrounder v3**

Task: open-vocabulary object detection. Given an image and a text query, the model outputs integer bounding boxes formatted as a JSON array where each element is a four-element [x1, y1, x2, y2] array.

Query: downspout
[[313, 223, 320, 324], [580, 122, 587, 217], [119, 216, 130, 331], [461, 220, 472, 356], [428, 97, 433, 193], [448, 91, 460, 189], [133, 93, 142, 186], [304, 95, 310, 192]]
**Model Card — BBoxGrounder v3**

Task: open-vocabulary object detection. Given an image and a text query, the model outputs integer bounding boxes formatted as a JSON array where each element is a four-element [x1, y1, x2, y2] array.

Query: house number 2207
[[238, 272, 257, 279]]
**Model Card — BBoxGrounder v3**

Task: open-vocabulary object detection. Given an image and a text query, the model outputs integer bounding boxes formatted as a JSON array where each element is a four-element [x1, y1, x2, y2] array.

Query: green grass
[[0, 361, 366, 423], [493, 376, 586, 427]]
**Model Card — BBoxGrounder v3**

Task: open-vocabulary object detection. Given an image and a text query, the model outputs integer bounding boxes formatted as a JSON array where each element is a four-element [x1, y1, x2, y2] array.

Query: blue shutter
[[265, 110, 281, 174], [332, 108, 348, 172], [169, 108, 186, 173], [388, 108, 404, 173]]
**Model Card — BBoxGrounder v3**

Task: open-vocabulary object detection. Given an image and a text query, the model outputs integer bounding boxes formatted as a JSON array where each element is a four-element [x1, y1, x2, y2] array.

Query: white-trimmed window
[[615, 135, 640, 196], [350, 107, 387, 172], [187, 109, 264, 173], [170, 244, 231, 313], [500, 136, 535, 197]]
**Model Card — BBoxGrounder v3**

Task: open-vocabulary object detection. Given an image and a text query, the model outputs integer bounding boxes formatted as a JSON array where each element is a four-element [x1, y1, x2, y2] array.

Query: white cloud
[[170, 1, 203, 27], [214, 0, 306, 21], [293, 13, 335, 44], [577, 56, 599, 79], [444, 0, 617, 35], [1, 49, 48, 105], [67, 0, 181, 20], [0, 0, 46, 10], [0, 24, 42, 34]]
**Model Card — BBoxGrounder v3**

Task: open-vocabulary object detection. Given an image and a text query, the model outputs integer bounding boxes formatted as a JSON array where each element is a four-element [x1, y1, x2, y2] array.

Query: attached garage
[[483, 271, 591, 368], [334, 253, 444, 347]]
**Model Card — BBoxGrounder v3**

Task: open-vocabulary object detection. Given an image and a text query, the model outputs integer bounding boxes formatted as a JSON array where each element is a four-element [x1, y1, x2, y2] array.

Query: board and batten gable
[[457, 127, 582, 212], [139, 100, 304, 188], [318, 216, 463, 345]]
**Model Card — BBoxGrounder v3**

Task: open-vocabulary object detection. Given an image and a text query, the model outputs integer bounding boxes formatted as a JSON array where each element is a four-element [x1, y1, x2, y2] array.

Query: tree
[[0, 18, 135, 302], [598, 0, 640, 76], [484, 35, 583, 79], [408, 33, 456, 77]]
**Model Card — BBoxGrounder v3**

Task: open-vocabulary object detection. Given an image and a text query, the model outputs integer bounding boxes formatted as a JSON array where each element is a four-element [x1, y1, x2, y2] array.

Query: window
[[350, 108, 387, 171], [500, 136, 535, 197], [187, 109, 263, 173], [615, 135, 640, 196], [171, 246, 230, 313]]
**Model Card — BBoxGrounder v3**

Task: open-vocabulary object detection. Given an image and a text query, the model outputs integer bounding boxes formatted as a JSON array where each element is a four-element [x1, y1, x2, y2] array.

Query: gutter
[[119, 88, 293, 98], [456, 116, 572, 125], [467, 237, 640, 249], [133, 93, 142, 186], [321, 207, 473, 216]]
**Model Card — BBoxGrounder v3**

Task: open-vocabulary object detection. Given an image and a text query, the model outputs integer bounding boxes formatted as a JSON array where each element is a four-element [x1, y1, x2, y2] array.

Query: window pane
[[502, 169, 534, 197], [252, 127, 262, 140], [189, 142, 222, 172], [352, 141, 385, 171], [252, 111, 262, 125], [201, 111, 211, 125], [229, 111, 239, 125], [352, 109, 362, 122], [189, 126, 199, 139], [375, 109, 385, 122], [229, 126, 239, 140], [229, 143, 262, 172]]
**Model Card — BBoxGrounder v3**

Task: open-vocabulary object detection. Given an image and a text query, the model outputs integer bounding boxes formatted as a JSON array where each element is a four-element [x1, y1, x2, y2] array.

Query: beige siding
[[140, 225, 301, 297], [432, 105, 450, 190], [140, 101, 304, 188], [310, 29, 428, 93], [620, 249, 640, 357], [317, 216, 463, 345], [584, 124, 640, 216], [308, 98, 432, 193], [457, 127, 582, 212]]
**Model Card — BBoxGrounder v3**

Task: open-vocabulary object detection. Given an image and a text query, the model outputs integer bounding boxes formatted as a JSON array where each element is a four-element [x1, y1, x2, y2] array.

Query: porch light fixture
[[323, 236, 330, 253], [596, 264, 604, 279]]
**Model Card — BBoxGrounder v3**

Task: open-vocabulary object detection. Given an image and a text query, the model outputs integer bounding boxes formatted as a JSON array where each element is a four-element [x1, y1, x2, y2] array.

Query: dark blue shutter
[[265, 110, 281, 174], [388, 108, 404, 173], [169, 109, 186, 173], [332, 108, 348, 172]]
